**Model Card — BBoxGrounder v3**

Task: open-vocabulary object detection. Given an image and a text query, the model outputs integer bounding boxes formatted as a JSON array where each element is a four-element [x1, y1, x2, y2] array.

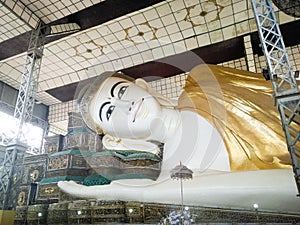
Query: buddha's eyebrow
[[110, 81, 126, 97], [99, 101, 110, 121]]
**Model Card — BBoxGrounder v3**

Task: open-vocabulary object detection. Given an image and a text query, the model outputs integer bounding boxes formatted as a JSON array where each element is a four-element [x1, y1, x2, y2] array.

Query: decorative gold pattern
[[45, 187, 55, 194], [38, 184, 59, 199], [30, 169, 39, 181], [47, 143, 57, 154], [125, 22, 157, 43], [184, 0, 224, 26], [17, 191, 26, 206], [48, 155, 68, 170], [74, 40, 104, 60], [14, 200, 300, 224], [13, 173, 18, 184]]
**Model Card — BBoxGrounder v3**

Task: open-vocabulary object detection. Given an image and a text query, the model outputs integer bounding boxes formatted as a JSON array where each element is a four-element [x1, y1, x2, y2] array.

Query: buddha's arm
[[58, 170, 296, 210], [58, 180, 142, 200], [57, 172, 171, 201]]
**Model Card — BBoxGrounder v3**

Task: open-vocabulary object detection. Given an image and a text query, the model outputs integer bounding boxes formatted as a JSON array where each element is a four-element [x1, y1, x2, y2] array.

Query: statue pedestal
[[0, 210, 16, 225]]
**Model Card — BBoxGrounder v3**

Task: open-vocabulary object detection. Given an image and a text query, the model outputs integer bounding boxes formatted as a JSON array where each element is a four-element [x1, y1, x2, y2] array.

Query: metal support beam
[[14, 22, 46, 144], [0, 143, 26, 209], [251, 0, 300, 195], [0, 22, 46, 208]]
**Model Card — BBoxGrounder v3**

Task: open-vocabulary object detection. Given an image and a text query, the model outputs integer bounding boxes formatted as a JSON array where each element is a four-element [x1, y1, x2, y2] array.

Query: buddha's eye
[[118, 86, 128, 99], [106, 105, 115, 120]]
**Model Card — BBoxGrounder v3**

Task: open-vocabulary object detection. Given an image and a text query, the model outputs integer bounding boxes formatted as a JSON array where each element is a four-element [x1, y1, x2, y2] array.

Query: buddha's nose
[[111, 98, 134, 112]]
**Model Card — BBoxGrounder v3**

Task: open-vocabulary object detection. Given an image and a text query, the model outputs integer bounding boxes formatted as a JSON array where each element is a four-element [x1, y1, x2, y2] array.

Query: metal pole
[[0, 21, 46, 209], [14, 21, 45, 145], [180, 178, 183, 213]]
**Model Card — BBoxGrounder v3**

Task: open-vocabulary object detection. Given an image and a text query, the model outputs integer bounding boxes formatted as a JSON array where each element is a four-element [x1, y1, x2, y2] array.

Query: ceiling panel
[[21, 0, 106, 24], [39, 0, 256, 90], [0, 0, 165, 61], [0, 4, 31, 43], [0, 0, 299, 109]]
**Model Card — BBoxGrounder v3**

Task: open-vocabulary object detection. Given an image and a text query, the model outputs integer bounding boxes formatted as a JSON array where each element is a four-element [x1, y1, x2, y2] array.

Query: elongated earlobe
[[135, 78, 177, 108], [135, 78, 149, 90]]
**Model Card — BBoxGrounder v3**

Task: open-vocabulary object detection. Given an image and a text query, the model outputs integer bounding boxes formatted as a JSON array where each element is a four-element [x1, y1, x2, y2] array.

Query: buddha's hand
[[58, 180, 122, 200], [57, 180, 92, 198]]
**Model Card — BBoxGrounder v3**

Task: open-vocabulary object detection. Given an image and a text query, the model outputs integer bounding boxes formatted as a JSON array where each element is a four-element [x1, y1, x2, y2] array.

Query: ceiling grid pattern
[[39, 0, 256, 84], [0, 0, 298, 107], [20, 0, 106, 24], [0, 4, 31, 42], [0, 0, 40, 29]]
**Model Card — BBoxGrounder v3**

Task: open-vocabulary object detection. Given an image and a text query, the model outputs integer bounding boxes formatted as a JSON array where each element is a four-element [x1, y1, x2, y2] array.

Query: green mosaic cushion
[[83, 174, 111, 186], [92, 150, 161, 161], [39, 176, 85, 184]]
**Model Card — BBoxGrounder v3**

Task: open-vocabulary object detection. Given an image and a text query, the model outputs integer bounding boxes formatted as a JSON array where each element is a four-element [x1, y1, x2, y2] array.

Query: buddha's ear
[[135, 78, 149, 90], [135, 78, 177, 108]]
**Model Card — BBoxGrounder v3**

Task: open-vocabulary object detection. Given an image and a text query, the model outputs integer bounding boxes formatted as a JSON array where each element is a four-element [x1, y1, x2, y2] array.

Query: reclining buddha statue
[[58, 64, 293, 209]]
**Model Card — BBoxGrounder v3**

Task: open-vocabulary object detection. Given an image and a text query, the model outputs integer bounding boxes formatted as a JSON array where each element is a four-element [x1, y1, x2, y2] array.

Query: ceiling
[[0, 0, 299, 105]]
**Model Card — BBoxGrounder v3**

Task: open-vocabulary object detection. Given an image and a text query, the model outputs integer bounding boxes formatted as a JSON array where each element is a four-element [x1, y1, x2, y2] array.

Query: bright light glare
[[0, 111, 43, 148], [0, 111, 17, 138]]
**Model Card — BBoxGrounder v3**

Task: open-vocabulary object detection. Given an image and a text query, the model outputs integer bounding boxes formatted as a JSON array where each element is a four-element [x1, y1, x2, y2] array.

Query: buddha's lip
[[133, 98, 144, 122]]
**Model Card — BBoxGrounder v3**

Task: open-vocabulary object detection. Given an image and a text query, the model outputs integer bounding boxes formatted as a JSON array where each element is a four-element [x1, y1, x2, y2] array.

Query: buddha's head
[[78, 72, 175, 140]]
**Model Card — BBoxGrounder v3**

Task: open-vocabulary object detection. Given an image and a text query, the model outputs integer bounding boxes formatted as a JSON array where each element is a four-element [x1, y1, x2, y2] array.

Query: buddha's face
[[89, 76, 162, 139]]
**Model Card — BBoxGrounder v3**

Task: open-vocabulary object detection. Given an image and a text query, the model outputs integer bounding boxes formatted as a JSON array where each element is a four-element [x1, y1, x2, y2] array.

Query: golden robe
[[177, 64, 292, 171]]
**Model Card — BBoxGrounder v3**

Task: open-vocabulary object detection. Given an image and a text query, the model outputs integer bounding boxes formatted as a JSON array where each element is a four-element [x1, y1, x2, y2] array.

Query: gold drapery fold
[[177, 64, 292, 171]]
